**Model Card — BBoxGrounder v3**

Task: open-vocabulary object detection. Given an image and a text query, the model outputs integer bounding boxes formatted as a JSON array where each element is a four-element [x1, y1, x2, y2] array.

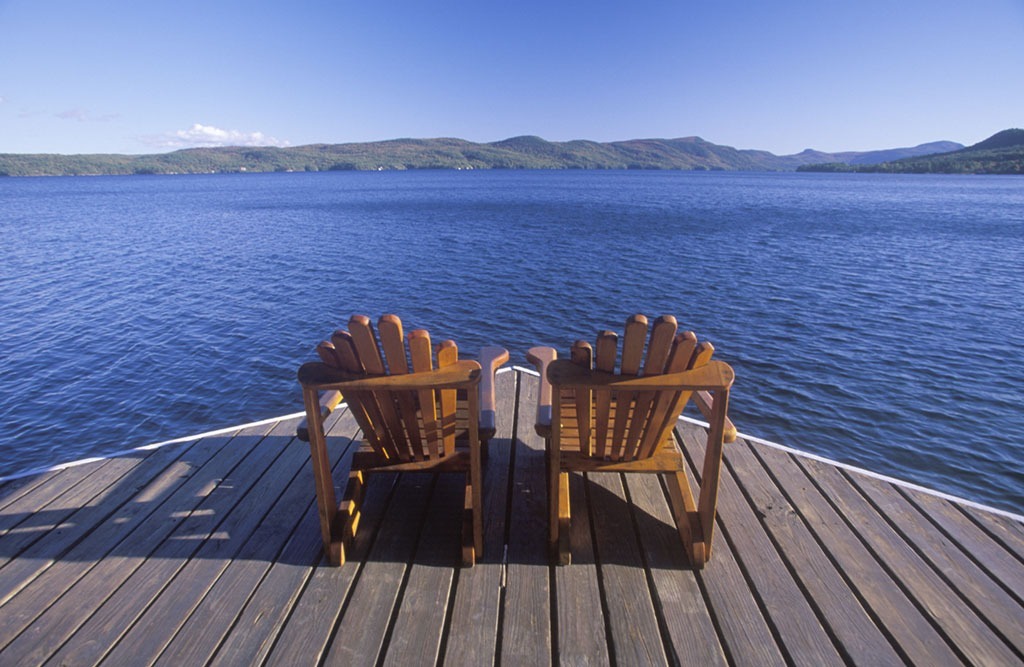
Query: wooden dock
[[1, 369, 1022, 665]]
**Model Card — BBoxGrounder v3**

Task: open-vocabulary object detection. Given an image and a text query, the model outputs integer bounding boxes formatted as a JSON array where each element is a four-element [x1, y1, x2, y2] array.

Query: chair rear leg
[[333, 470, 365, 566], [665, 470, 706, 568], [557, 472, 571, 565], [544, 438, 572, 564], [545, 439, 558, 560], [460, 430, 486, 566], [462, 478, 476, 566]]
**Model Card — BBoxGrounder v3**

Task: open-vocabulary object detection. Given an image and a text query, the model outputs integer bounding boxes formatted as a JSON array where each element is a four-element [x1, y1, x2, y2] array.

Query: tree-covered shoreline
[[0, 134, 973, 177], [798, 129, 1024, 175]]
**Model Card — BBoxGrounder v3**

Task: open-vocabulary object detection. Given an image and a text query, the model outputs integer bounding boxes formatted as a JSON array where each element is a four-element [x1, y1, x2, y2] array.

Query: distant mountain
[[846, 141, 964, 165], [0, 135, 968, 177], [799, 129, 1023, 174], [781, 141, 964, 168], [969, 128, 1024, 151]]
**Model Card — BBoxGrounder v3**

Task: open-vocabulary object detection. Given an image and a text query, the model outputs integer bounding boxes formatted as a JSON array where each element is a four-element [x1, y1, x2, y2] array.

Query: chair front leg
[[696, 386, 730, 563], [302, 385, 341, 565], [463, 384, 484, 566]]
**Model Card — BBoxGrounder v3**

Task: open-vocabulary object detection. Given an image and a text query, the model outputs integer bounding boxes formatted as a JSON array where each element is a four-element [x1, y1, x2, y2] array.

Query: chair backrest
[[560, 314, 716, 462], [314, 314, 462, 462]]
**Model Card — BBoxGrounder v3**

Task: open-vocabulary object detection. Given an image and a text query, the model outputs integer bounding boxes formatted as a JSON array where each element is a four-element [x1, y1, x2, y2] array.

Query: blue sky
[[1, 0, 1021, 155]]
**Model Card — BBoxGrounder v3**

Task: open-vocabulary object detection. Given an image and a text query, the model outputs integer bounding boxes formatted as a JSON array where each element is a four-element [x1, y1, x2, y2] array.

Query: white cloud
[[57, 108, 89, 121], [144, 123, 290, 149], [56, 108, 120, 122]]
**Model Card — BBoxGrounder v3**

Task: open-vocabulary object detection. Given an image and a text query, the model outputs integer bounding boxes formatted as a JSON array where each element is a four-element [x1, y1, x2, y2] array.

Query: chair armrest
[[477, 346, 510, 433], [548, 358, 736, 441], [548, 359, 734, 392], [296, 389, 343, 442], [298, 359, 482, 391], [525, 346, 558, 436], [693, 391, 738, 443]]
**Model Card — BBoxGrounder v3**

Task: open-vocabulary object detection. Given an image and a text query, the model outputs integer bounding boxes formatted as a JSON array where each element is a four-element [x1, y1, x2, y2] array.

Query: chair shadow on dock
[[321, 439, 694, 569], [0, 429, 686, 571]]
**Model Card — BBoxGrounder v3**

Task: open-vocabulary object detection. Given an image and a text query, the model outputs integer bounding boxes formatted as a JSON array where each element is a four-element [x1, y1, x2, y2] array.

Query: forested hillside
[[0, 135, 966, 176], [799, 129, 1023, 174]]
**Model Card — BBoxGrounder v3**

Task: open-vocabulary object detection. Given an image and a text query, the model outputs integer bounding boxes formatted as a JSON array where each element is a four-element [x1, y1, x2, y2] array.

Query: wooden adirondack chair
[[297, 314, 509, 566], [527, 314, 736, 567]]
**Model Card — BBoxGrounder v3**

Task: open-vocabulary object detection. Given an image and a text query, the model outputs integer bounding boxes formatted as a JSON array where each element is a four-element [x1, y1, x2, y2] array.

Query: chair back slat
[[331, 330, 364, 373], [316, 341, 342, 367], [638, 331, 695, 458], [610, 315, 648, 459], [643, 316, 678, 374], [593, 330, 618, 458], [378, 315, 425, 460], [378, 315, 409, 374], [316, 316, 470, 463], [570, 341, 593, 456], [689, 340, 715, 370], [437, 340, 459, 456], [409, 329, 443, 459], [623, 315, 678, 460], [348, 315, 406, 461], [565, 317, 717, 464], [349, 315, 386, 374], [670, 331, 698, 373], [619, 314, 648, 374], [320, 330, 387, 454]]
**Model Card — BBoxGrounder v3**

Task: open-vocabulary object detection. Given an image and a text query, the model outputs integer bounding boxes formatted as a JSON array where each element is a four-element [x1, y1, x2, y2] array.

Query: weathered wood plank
[[0, 423, 272, 664], [0, 459, 119, 537], [500, 372, 552, 666], [971, 507, 1024, 553], [0, 470, 65, 512], [797, 455, 1019, 665], [382, 473, 464, 667], [554, 471, 610, 667], [624, 472, 726, 665], [101, 417, 354, 666], [848, 471, 1024, 658], [260, 472, 399, 666], [0, 459, 125, 554], [730, 438, 904, 665], [323, 473, 434, 666], [680, 429, 844, 666], [43, 421, 303, 666], [689, 514, 786, 665], [588, 470, 667, 665], [908, 490, 1024, 604], [0, 438, 204, 602], [202, 502, 324, 666], [154, 409, 358, 666], [756, 443, 964, 665], [443, 370, 516, 667], [674, 423, 784, 667], [0, 430, 239, 653]]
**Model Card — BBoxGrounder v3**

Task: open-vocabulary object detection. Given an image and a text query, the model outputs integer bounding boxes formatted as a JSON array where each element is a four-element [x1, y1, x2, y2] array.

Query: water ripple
[[1, 171, 1022, 514]]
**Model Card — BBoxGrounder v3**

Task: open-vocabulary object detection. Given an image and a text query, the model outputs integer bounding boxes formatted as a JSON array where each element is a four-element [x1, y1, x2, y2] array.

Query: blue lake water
[[1, 170, 1022, 514]]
